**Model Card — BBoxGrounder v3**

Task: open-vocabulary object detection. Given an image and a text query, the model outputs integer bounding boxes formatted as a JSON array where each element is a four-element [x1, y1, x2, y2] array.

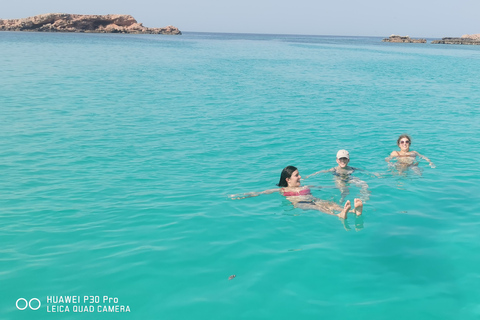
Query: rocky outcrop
[[382, 35, 426, 43], [0, 13, 181, 34], [462, 34, 480, 40], [431, 34, 480, 45]]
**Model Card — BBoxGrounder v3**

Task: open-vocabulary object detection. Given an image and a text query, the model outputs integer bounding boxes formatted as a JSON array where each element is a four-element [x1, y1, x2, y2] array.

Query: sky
[[2, 0, 479, 38]]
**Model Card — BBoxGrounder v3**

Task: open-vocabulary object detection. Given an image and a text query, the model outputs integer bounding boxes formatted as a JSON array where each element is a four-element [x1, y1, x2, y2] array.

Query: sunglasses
[[399, 140, 410, 145]]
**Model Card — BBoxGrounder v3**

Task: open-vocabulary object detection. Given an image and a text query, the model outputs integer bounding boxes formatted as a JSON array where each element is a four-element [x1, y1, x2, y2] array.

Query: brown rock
[[461, 34, 480, 40], [0, 13, 181, 35], [382, 34, 426, 43], [431, 36, 480, 45]]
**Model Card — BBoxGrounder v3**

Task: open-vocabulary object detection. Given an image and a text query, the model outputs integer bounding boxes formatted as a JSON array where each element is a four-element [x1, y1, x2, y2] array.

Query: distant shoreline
[[2, 23, 479, 45], [383, 34, 480, 45]]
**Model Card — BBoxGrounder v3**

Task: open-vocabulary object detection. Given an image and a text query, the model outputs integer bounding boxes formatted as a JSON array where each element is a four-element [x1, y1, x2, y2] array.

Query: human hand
[[229, 194, 247, 200], [229, 192, 257, 200], [429, 162, 436, 168]]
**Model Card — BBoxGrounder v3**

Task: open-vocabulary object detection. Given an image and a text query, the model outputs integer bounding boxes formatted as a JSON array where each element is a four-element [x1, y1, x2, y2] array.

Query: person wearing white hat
[[305, 149, 371, 203], [306, 149, 354, 179]]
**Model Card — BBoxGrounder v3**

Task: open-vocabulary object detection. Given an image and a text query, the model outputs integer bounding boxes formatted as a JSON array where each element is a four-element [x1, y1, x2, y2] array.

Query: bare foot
[[354, 198, 363, 216], [337, 200, 351, 219]]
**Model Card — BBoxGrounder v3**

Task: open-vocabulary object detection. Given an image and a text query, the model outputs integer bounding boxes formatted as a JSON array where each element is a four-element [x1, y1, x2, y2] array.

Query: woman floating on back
[[385, 134, 435, 173], [230, 166, 363, 219]]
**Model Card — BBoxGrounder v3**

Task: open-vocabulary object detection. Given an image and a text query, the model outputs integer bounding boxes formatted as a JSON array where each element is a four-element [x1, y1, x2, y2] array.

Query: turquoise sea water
[[1, 31, 479, 319]]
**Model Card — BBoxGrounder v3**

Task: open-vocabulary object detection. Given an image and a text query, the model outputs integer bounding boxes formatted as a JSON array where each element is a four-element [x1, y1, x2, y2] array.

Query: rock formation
[[431, 34, 480, 45], [382, 35, 426, 43], [0, 13, 181, 35], [462, 34, 480, 40]]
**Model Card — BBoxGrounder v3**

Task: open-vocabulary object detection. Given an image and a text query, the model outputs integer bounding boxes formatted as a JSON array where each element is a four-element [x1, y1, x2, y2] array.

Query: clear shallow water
[[0, 31, 479, 319]]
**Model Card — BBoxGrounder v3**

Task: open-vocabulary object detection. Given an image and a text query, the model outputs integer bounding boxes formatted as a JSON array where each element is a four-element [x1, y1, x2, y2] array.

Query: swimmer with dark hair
[[230, 165, 363, 219]]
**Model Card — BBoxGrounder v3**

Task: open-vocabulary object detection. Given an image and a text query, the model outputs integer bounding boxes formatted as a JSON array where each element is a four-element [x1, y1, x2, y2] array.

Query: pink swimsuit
[[282, 188, 311, 196]]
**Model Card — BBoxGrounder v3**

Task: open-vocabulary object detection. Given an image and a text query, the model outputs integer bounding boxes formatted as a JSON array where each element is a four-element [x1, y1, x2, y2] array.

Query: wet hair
[[397, 134, 412, 146], [277, 166, 298, 187]]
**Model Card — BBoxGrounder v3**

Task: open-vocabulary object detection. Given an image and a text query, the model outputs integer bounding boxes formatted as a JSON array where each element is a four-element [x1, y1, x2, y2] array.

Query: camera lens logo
[[16, 298, 41, 310]]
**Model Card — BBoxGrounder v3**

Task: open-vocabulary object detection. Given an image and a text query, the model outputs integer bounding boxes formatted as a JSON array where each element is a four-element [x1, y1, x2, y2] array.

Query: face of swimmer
[[398, 137, 411, 152], [286, 170, 302, 187], [336, 157, 349, 168]]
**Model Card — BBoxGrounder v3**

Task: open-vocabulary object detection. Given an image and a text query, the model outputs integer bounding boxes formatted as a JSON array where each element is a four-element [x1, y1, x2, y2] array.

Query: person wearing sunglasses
[[385, 134, 435, 170]]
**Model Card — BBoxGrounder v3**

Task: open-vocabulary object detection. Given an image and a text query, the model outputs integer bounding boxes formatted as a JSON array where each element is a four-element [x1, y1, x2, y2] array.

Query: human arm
[[385, 151, 397, 163], [415, 151, 435, 168], [304, 168, 334, 180], [352, 167, 382, 178], [229, 188, 280, 200]]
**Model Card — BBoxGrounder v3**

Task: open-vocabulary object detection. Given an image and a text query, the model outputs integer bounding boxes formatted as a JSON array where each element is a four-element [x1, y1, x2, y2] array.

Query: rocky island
[[382, 35, 426, 43], [431, 34, 480, 45], [0, 13, 181, 35]]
